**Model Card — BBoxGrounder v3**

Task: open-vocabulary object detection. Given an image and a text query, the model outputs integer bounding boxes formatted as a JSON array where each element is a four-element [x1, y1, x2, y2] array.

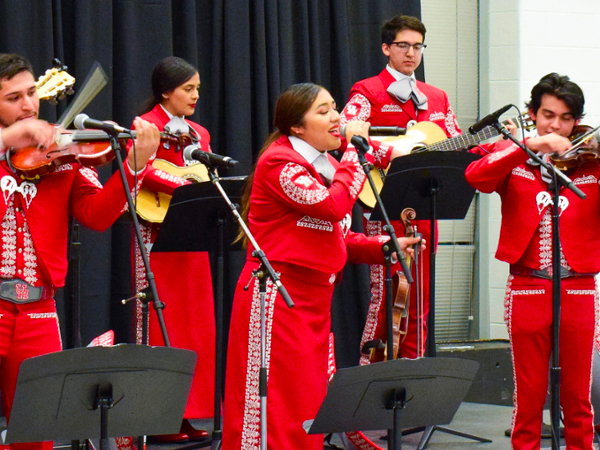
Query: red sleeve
[[465, 141, 530, 193], [345, 231, 388, 265], [69, 164, 145, 231]]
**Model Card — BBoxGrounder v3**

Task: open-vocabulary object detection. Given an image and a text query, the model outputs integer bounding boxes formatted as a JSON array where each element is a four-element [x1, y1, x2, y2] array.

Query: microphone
[[340, 125, 406, 137], [183, 145, 239, 168], [468, 104, 512, 134], [74, 113, 131, 134]]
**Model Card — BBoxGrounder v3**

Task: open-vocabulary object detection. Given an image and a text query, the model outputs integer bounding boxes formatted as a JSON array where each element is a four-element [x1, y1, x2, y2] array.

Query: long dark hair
[[236, 82, 324, 245], [140, 56, 198, 115]]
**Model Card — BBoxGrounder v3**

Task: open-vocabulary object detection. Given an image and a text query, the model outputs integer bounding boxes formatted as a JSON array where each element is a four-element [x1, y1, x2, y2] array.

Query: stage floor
[[3, 402, 594, 449], [144, 402, 597, 450]]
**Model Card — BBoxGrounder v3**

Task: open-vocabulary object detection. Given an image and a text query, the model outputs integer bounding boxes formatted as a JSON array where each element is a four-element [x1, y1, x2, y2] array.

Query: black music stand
[[6, 345, 196, 450], [306, 357, 479, 450], [152, 177, 245, 450], [370, 151, 485, 448]]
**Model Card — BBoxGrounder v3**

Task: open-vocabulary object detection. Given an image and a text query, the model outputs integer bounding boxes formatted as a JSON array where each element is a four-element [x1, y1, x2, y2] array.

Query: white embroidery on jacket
[[297, 216, 333, 232], [280, 163, 329, 205], [341, 94, 372, 122], [78, 167, 103, 188]]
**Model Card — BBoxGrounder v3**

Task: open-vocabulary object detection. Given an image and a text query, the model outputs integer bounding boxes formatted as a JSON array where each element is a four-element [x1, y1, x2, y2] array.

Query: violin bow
[[58, 61, 108, 129]]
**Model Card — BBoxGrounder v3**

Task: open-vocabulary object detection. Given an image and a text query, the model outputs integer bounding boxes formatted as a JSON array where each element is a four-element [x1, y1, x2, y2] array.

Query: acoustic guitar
[[358, 115, 535, 209], [135, 159, 209, 223]]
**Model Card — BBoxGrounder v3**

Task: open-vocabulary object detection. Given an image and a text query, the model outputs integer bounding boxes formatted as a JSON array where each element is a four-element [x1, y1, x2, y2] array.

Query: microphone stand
[[350, 135, 413, 362], [203, 165, 294, 450], [106, 133, 171, 347], [493, 122, 586, 450]]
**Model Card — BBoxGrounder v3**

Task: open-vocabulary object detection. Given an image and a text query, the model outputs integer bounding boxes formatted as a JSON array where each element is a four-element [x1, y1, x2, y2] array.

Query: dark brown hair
[[236, 83, 325, 245], [526, 72, 585, 121], [0, 54, 34, 89], [140, 56, 198, 114], [381, 15, 426, 44]]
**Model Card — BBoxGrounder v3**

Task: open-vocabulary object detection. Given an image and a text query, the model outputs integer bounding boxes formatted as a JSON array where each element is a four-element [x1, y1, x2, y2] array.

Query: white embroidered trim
[[538, 209, 570, 271], [340, 150, 366, 198], [134, 224, 153, 345], [296, 215, 333, 232], [341, 94, 372, 123], [279, 163, 329, 205], [0, 198, 16, 279], [78, 167, 103, 188], [240, 276, 277, 449], [358, 220, 384, 367], [445, 105, 460, 137], [22, 220, 38, 285]]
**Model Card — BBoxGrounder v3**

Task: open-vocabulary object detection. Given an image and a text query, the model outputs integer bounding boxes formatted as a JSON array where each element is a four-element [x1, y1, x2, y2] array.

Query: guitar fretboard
[[414, 126, 498, 153]]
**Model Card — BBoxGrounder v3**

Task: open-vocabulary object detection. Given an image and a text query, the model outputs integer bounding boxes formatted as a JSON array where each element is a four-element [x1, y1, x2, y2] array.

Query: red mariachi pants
[[505, 274, 597, 450], [0, 299, 62, 450]]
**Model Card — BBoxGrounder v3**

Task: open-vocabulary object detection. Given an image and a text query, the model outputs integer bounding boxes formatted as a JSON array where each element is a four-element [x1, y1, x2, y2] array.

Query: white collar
[[288, 135, 326, 165], [386, 64, 416, 83], [159, 104, 185, 120]]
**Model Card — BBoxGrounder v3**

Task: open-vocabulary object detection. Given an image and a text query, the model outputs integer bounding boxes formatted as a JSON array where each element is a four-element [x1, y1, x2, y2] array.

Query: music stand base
[[401, 425, 491, 449]]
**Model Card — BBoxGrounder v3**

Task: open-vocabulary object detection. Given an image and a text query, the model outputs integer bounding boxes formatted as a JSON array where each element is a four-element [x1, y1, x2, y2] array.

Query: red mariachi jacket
[[135, 104, 212, 195], [247, 136, 390, 277], [0, 160, 143, 288], [465, 141, 600, 273], [340, 68, 461, 138]]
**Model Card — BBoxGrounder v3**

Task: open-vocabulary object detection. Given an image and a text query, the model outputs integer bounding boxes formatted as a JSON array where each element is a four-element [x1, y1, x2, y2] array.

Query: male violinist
[[340, 15, 461, 361], [466, 73, 597, 449], [0, 53, 159, 450]]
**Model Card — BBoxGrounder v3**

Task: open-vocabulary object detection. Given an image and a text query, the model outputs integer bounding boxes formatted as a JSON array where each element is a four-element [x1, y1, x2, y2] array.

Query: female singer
[[131, 56, 214, 442], [222, 83, 422, 449]]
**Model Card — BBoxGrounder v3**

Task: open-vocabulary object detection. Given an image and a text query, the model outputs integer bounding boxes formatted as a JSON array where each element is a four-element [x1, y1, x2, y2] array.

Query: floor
[[138, 402, 597, 450]]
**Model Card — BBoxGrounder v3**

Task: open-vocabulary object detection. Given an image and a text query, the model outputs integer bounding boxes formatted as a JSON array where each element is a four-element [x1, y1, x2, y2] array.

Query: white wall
[[479, 0, 600, 339]]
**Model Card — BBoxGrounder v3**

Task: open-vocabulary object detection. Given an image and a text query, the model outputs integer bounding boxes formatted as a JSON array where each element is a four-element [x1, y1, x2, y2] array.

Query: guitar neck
[[425, 125, 499, 152]]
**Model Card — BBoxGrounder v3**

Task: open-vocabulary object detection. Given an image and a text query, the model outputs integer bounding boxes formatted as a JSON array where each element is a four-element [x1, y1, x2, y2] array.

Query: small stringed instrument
[[9, 130, 194, 181], [368, 208, 419, 362], [35, 59, 75, 103], [135, 159, 209, 223], [358, 115, 535, 209]]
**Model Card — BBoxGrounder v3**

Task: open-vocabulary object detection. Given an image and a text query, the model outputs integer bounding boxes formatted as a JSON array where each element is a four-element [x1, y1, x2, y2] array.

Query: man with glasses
[[341, 15, 461, 361]]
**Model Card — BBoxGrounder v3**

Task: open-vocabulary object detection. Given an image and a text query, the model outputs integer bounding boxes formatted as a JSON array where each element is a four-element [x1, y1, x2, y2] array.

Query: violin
[[551, 124, 600, 171], [369, 207, 419, 362], [9, 129, 195, 180]]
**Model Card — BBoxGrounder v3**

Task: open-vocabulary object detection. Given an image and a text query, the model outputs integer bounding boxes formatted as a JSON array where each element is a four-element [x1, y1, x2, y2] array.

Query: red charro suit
[[466, 141, 599, 450], [132, 104, 215, 419], [341, 68, 461, 363], [0, 156, 142, 450], [222, 136, 394, 450]]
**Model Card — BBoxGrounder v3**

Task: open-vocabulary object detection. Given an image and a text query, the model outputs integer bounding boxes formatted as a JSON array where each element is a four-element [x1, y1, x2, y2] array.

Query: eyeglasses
[[389, 42, 427, 53]]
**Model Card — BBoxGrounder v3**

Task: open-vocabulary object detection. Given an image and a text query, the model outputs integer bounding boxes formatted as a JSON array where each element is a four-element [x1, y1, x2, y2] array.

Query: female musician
[[131, 56, 214, 442], [222, 83, 422, 450]]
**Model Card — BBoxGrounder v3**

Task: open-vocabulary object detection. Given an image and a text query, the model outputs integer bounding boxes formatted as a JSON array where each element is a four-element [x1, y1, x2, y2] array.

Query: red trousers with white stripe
[[505, 274, 597, 450], [0, 299, 62, 450]]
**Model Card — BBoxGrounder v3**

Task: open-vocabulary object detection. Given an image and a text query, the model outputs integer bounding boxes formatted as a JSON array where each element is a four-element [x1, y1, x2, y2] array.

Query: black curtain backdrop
[[0, 0, 421, 369]]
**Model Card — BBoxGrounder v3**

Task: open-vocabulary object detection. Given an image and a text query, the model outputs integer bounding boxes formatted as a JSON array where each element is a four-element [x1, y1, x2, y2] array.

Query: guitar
[[35, 59, 76, 103], [358, 115, 535, 209], [135, 159, 209, 223]]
